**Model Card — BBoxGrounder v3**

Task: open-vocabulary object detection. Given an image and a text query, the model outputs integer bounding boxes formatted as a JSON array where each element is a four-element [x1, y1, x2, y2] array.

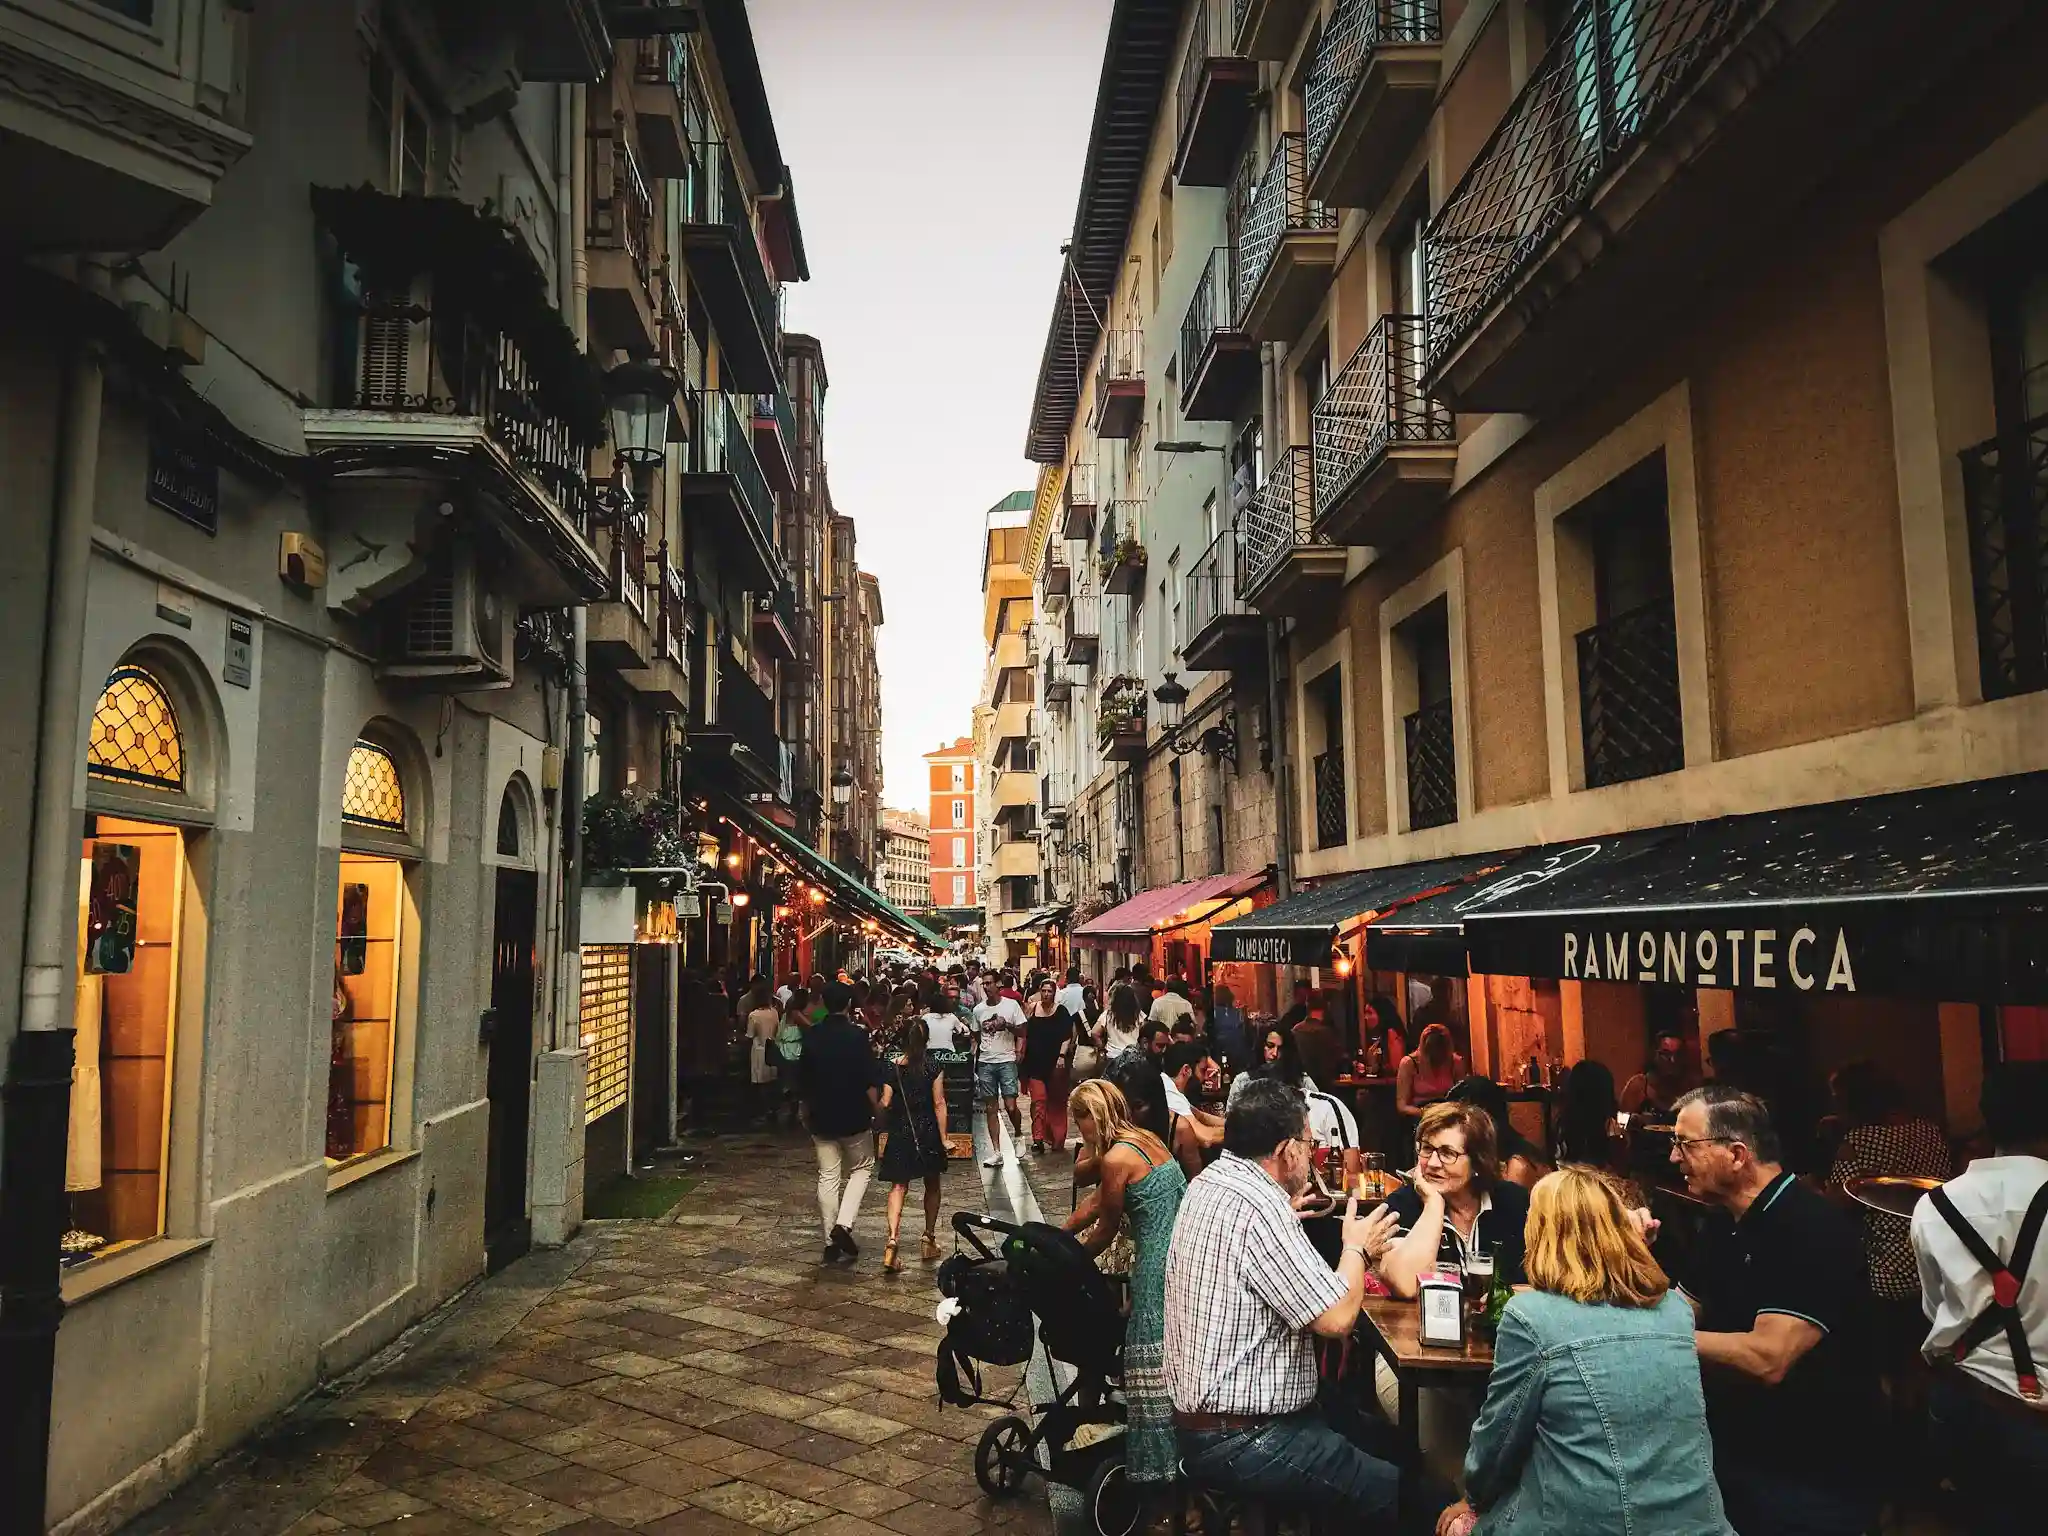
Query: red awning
[[1072, 870, 1271, 949]]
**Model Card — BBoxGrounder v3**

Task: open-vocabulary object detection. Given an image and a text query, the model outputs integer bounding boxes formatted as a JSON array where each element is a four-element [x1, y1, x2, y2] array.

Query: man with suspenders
[[1911, 1061, 2048, 1527]]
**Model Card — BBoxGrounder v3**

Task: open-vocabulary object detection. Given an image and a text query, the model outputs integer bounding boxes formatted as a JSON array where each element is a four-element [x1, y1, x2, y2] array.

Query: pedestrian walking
[[973, 971, 1027, 1166], [876, 1020, 950, 1272], [775, 985, 810, 1126], [743, 979, 780, 1124], [1022, 975, 1074, 1154], [797, 981, 881, 1265]]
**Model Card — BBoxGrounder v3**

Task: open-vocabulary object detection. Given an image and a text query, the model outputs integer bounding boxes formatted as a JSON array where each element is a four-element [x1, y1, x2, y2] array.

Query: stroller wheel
[[1085, 1455, 1143, 1536], [974, 1415, 1033, 1498]]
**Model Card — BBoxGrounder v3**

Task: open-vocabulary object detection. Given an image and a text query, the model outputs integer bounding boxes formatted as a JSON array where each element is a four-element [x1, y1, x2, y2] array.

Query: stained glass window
[[342, 740, 406, 831], [87, 666, 184, 791]]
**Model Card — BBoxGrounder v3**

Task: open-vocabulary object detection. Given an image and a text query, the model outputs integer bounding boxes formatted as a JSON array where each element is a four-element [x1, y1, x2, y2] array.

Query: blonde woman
[[1061, 1080, 1184, 1492], [1436, 1167, 1730, 1535]]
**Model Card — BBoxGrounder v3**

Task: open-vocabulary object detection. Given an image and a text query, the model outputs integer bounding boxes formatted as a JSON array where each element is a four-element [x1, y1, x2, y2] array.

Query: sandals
[[921, 1233, 941, 1263], [882, 1239, 902, 1273]]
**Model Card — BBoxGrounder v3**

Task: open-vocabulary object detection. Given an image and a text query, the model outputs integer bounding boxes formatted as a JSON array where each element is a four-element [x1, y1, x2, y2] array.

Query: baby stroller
[[935, 1211, 1141, 1536]]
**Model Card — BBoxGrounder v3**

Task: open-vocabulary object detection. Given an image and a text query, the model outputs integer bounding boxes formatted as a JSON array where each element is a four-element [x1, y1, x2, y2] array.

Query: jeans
[[975, 1059, 1019, 1102], [1178, 1393, 1441, 1534], [1926, 1372, 2048, 1532], [812, 1133, 873, 1239], [1716, 1462, 1876, 1536]]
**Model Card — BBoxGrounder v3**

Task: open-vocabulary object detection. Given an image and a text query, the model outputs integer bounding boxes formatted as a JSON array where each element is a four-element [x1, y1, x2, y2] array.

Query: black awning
[[1210, 851, 1516, 966], [1370, 773, 2048, 1003]]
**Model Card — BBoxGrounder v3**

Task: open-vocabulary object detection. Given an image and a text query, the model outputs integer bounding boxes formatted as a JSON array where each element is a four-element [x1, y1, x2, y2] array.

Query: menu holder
[[1418, 1271, 1466, 1349]]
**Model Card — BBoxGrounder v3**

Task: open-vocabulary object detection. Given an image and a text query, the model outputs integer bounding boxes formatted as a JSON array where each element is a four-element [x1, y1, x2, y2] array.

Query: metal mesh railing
[[1185, 525, 1248, 648], [1097, 499, 1148, 586], [1404, 698, 1457, 829], [1959, 414, 2048, 702], [1236, 134, 1335, 317], [687, 137, 779, 352], [1181, 246, 1239, 398], [1312, 314, 1454, 523], [1576, 599, 1684, 787], [1313, 750, 1348, 849], [1306, 2, 1444, 177], [703, 392, 774, 551], [1240, 445, 1327, 596], [1063, 594, 1102, 657], [1177, 0, 1234, 160], [1426, 0, 1762, 373]]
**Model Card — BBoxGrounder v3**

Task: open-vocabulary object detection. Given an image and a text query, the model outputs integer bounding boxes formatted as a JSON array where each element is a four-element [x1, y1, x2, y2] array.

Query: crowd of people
[[712, 955, 2048, 1534]]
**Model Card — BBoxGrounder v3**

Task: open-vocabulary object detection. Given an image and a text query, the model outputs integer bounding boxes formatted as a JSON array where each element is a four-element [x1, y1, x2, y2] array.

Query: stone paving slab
[[118, 1127, 1067, 1536]]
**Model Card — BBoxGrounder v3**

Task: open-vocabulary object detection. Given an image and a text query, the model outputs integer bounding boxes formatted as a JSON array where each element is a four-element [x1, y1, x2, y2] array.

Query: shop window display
[[330, 852, 405, 1161], [582, 945, 632, 1123]]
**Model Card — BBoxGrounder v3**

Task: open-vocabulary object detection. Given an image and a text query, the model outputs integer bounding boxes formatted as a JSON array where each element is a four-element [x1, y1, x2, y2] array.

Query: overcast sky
[[750, 0, 1110, 808]]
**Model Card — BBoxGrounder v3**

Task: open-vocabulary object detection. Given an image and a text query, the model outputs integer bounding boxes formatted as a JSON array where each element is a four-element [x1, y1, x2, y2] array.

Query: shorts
[[975, 1059, 1019, 1102]]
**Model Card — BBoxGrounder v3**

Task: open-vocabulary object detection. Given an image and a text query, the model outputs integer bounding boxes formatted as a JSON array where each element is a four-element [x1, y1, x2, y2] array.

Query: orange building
[[924, 737, 979, 912]]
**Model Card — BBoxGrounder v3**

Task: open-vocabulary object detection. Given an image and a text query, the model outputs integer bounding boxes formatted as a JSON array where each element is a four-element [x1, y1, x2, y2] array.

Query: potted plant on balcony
[[1098, 531, 1148, 595], [1096, 675, 1149, 757]]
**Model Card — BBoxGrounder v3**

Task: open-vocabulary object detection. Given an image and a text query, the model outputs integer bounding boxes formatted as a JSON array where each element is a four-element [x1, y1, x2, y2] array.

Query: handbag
[[890, 1061, 929, 1163]]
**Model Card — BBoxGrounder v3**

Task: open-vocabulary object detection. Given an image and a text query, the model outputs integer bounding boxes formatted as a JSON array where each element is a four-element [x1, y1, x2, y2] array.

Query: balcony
[[681, 392, 782, 591], [991, 630, 1032, 680], [752, 386, 799, 494], [0, 0, 253, 251], [1063, 595, 1102, 665], [1403, 697, 1458, 830], [1239, 446, 1344, 617], [688, 644, 783, 794], [588, 511, 654, 669], [621, 556, 689, 709], [1182, 527, 1266, 674], [1042, 772, 1071, 827], [994, 703, 1034, 764], [1097, 501, 1149, 597], [1577, 601, 1684, 789], [991, 838, 1041, 881], [521, 0, 611, 81], [1093, 328, 1146, 440], [1062, 459, 1099, 540], [1043, 542, 1072, 601], [1236, 134, 1337, 342], [305, 188, 606, 611], [994, 770, 1038, 812], [1175, 0, 1259, 187], [1424, 0, 1974, 412], [1959, 413, 2048, 702], [1233, 0, 1317, 60], [1098, 677, 1149, 763], [1181, 246, 1259, 421], [1312, 314, 1457, 547], [1312, 751, 1348, 849], [629, 35, 691, 179], [753, 585, 799, 665], [588, 127, 657, 355], [1304, 1, 1444, 212], [681, 138, 781, 391], [1043, 653, 1074, 705]]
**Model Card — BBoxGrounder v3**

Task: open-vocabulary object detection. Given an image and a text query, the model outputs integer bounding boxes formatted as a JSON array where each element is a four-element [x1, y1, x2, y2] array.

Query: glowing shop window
[[342, 739, 407, 831], [86, 665, 185, 792], [330, 853, 405, 1162], [582, 945, 632, 1124], [66, 816, 186, 1265]]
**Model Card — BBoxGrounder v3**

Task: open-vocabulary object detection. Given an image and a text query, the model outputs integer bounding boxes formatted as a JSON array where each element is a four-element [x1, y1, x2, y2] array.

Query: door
[[485, 867, 538, 1271]]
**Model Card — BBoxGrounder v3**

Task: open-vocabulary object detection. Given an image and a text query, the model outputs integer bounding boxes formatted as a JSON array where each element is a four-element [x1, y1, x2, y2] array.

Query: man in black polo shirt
[[1671, 1085, 1880, 1536], [796, 981, 881, 1266]]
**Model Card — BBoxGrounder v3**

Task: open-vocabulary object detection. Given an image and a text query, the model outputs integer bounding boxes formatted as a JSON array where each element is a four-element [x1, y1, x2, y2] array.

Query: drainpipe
[[0, 315, 106, 1536], [1265, 617, 1294, 901], [559, 81, 590, 1047]]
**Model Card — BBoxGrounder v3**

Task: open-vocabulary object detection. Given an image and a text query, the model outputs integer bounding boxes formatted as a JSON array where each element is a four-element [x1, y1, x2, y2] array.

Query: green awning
[[711, 792, 946, 950]]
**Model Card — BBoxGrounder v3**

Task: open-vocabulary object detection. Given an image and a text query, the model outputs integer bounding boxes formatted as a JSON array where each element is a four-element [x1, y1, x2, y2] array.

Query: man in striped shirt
[[1163, 1078, 1411, 1525]]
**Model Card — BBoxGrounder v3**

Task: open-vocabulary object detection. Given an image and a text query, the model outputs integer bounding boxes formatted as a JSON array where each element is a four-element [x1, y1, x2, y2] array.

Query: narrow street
[[121, 1122, 1073, 1536]]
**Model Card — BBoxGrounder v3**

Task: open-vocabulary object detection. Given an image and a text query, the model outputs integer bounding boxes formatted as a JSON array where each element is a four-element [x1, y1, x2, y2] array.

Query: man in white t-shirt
[[1149, 979, 1196, 1028], [1055, 965, 1088, 1022], [973, 974, 1027, 1166]]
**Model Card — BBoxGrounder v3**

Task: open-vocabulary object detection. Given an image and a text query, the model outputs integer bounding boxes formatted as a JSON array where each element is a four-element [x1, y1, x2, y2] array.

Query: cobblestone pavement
[[122, 1119, 1078, 1536]]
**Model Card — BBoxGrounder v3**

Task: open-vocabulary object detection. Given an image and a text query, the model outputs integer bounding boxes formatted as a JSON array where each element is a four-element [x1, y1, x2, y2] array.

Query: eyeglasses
[[1417, 1143, 1469, 1164], [1670, 1135, 1736, 1156]]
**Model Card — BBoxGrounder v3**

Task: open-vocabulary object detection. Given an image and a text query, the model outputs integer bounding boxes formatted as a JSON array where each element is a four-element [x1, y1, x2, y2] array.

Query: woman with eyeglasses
[[1381, 1100, 1531, 1298]]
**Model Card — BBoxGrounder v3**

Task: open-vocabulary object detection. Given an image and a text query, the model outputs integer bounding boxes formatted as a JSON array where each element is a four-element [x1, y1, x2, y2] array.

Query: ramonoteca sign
[[1553, 924, 1858, 992]]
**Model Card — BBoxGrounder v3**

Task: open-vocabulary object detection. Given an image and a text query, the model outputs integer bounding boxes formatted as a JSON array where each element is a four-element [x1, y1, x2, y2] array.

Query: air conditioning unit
[[380, 545, 515, 691]]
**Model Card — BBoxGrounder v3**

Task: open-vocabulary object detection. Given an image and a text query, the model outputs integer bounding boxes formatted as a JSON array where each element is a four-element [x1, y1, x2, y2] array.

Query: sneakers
[[982, 1154, 1006, 1168], [829, 1224, 860, 1259]]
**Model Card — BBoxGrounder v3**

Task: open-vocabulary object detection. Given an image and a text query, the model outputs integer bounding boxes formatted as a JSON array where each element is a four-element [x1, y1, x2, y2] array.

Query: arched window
[[342, 740, 406, 831], [496, 787, 523, 858], [86, 665, 184, 792]]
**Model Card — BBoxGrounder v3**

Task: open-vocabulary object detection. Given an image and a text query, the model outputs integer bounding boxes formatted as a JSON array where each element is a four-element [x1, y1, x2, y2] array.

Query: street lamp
[[1153, 670, 1239, 764], [593, 359, 678, 524], [830, 765, 854, 808]]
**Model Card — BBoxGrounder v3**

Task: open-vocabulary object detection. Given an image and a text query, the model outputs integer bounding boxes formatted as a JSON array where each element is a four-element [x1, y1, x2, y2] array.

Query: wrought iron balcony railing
[[1959, 412, 2048, 702], [699, 391, 776, 552], [1185, 525, 1248, 645], [1305, 1, 1442, 178], [1180, 246, 1246, 402], [1177, 0, 1220, 157], [715, 645, 780, 767], [1236, 133, 1334, 318], [589, 127, 653, 285], [1426, 0, 1761, 376], [1312, 750, 1347, 849], [1403, 697, 1457, 830], [1097, 499, 1148, 592], [1240, 445, 1328, 596], [1576, 599, 1684, 788], [1312, 314, 1454, 521], [686, 136, 779, 352]]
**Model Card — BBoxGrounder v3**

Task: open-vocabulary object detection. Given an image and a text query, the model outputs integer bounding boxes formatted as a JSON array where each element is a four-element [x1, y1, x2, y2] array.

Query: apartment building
[[975, 492, 1044, 966], [1040, 0, 2048, 1147], [0, 4, 931, 1529], [924, 737, 979, 923], [822, 514, 884, 887], [880, 808, 932, 917]]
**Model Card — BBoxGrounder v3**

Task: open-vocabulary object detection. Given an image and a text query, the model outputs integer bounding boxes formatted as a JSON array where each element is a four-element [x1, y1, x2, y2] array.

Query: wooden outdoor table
[[1356, 1295, 1495, 1461]]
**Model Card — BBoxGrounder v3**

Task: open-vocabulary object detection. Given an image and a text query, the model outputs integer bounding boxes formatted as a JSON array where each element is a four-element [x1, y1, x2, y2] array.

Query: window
[[1306, 666, 1346, 850], [88, 664, 184, 792], [1397, 599, 1458, 830], [953, 836, 967, 868], [367, 51, 435, 196], [952, 874, 968, 905], [952, 798, 966, 827], [951, 763, 966, 790], [331, 736, 415, 1165], [342, 740, 406, 831], [581, 945, 632, 1123]]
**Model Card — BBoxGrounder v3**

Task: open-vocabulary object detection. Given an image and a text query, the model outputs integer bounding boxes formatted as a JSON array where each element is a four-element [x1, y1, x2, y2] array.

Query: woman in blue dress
[[1063, 1078, 1187, 1491]]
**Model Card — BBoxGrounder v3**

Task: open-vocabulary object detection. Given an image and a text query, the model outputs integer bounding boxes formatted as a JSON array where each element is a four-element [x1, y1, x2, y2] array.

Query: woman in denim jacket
[[1438, 1167, 1732, 1536]]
